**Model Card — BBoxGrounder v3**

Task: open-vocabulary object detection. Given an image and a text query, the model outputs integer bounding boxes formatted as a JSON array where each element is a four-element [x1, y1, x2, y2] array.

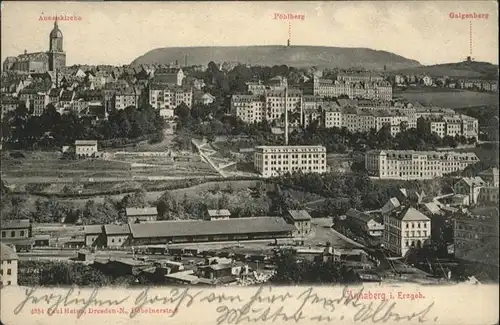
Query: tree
[[174, 103, 191, 124]]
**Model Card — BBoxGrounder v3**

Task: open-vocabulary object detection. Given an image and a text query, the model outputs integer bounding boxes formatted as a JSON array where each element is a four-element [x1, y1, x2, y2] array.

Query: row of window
[[1, 230, 26, 238]]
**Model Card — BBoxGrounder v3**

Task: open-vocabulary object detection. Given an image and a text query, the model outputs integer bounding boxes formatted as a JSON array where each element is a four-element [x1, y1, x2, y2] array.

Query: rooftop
[[346, 209, 376, 223], [75, 140, 98, 146], [0, 243, 18, 261], [129, 217, 295, 239], [84, 225, 102, 234], [104, 224, 130, 235], [457, 177, 486, 187], [287, 210, 312, 221], [390, 207, 430, 222], [207, 209, 231, 217], [126, 207, 158, 216], [0, 219, 30, 230]]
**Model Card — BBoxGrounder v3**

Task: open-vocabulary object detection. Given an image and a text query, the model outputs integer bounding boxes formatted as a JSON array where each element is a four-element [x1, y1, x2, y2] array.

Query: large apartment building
[[149, 82, 192, 119], [230, 88, 302, 125], [417, 114, 479, 138], [365, 150, 480, 180], [254, 145, 327, 178], [383, 207, 431, 257], [336, 73, 385, 83], [311, 76, 392, 101]]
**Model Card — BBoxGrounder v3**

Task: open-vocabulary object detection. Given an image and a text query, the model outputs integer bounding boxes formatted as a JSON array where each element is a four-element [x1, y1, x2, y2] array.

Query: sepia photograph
[[0, 1, 498, 325]]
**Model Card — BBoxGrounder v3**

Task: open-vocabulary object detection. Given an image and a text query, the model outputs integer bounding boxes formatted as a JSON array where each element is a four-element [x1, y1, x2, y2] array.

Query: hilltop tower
[[48, 18, 66, 71]]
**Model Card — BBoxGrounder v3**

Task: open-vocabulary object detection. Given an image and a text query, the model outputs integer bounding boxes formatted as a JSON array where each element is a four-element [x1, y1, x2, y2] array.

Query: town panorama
[[1, 16, 499, 292]]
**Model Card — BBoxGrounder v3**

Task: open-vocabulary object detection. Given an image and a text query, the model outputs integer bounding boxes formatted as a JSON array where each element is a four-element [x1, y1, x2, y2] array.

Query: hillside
[[391, 60, 499, 79], [130, 46, 420, 70]]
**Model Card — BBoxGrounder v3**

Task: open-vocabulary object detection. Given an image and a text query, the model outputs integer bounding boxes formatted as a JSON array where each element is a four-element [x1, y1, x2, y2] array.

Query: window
[[7, 281, 11, 285], [0, 269, 3, 275], [1, 231, 5, 237], [7, 269, 11, 275], [10, 231, 15, 237], [20, 231, 25, 236]]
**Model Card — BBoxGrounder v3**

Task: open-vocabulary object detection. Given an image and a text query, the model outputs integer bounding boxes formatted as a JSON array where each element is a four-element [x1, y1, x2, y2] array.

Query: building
[[1, 96, 21, 118], [149, 83, 193, 118], [230, 94, 265, 124], [154, 68, 185, 86], [336, 73, 384, 83], [311, 76, 392, 101], [365, 150, 479, 180], [75, 140, 98, 158], [346, 209, 384, 237], [383, 207, 431, 256], [380, 197, 401, 216], [115, 87, 140, 110], [126, 207, 158, 224], [479, 167, 499, 187], [104, 225, 131, 248], [3, 21, 66, 73], [453, 177, 486, 205], [0, 243, 19, 286], [230, 88, 302, 125], [18, 86, 51, 117], [84, 225, 104, 247], [418, 116, 446, 138], [454, 208, 499, 262], [204, 209, 231, 221], [0, 219, 32, 241], [199, 93, 216, 105], [254, 145, 327, 178], [128, 217, 295, 245], [416, 113, 478, 139], [265, 89, 302, 124], [478, 187, 499, 205], [284, 210, 312, 237], [421, 75, 433, 86]]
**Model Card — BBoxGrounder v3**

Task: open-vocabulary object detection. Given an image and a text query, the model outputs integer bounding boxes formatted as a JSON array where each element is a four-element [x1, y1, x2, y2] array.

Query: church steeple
[[48, 16, 66, 72], [49, 17, 63, 52]]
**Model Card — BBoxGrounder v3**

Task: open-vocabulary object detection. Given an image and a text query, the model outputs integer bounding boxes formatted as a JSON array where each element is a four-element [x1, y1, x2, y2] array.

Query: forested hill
[[131, 45, 420, 70], [391, 60, 499, 79]]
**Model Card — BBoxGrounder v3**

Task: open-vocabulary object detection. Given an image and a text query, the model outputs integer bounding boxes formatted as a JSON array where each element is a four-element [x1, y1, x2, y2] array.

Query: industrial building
[[82, 217, 295, 248]]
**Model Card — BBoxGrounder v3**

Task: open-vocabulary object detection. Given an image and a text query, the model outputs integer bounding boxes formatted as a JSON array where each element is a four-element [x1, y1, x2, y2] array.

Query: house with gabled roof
[[383, 207, 431, 256], [454, 176, 486, 205], [346, 209, 384, 237], [284, 210, 312, 237]]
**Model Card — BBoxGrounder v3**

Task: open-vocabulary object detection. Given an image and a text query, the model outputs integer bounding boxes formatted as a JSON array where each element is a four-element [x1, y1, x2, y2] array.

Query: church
[[3, 20, 66, 73]]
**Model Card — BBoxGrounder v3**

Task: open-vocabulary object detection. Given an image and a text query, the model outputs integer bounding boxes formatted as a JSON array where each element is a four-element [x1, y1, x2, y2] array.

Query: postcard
[[0, 1, 498, 325]]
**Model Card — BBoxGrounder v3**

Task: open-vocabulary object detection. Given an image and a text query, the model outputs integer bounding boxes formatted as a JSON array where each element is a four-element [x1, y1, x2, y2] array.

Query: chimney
[[185, 54, 188, 67], [284, 85, 288, 145]]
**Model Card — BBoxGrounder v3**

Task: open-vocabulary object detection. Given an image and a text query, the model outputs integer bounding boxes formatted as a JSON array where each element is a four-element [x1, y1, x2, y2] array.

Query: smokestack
[[285, 85, 288, 145], [185, 54, 188, 67]]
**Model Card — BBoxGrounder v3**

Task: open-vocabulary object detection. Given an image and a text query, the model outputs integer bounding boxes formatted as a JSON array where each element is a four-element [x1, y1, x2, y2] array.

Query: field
[[1, 148, 219, 186], [394, 89, 498, 109]]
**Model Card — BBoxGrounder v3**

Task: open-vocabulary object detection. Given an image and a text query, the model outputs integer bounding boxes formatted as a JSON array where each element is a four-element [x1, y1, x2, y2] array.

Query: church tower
[[48, 19, 66, 71]]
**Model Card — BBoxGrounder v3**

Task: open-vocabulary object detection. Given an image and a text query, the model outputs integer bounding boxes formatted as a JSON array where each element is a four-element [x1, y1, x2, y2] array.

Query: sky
[[1, 1, 498, 66]]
